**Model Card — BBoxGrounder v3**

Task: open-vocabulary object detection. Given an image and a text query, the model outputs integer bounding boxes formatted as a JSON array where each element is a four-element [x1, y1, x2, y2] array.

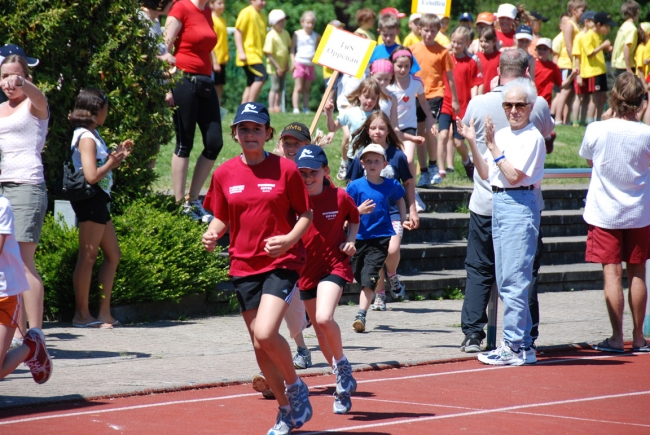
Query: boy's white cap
[[536, 37, 552, 48], [496, 4, 517, 19], [360, 144, 387, 160], [268, 9, 287, 26], [409, 13, 422, 23]]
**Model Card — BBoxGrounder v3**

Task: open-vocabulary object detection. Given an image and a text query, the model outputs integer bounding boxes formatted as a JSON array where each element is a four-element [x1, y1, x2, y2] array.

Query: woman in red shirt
[[202, 103, 313, 434], [164, 0, 222, 221]]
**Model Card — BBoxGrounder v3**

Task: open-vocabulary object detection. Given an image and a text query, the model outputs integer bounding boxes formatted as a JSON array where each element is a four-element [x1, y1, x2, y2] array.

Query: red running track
[[1, 348, 649, 434]]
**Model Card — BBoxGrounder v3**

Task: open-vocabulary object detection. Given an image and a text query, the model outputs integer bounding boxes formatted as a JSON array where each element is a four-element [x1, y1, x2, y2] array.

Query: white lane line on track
[[506, 410, 650, 428], [301, 390, 650, 434], [1, 352, 646, 426], [354, 396, 650, 429]]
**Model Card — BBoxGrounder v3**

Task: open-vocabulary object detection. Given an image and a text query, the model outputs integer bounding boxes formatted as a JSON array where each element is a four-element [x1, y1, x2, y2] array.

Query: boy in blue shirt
[[369, 13, 421, 75], [346, 144, 406, 332]]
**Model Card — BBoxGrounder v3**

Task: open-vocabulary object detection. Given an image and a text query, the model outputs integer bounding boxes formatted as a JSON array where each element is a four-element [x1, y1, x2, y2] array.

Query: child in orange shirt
[[410, 13, 458, 187]]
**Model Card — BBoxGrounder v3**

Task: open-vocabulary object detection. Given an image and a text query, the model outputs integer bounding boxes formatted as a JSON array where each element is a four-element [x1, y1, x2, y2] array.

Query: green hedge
[[0, 0, 174, 212], [38, 196, 229, 321]]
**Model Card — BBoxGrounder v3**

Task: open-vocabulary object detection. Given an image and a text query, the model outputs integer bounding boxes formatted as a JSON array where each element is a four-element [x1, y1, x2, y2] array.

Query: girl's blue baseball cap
[[231, 102, 270, 126]]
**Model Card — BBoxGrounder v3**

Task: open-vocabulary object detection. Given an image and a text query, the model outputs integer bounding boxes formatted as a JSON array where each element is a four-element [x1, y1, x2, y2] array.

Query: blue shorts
[[438, 113, 464, 140]]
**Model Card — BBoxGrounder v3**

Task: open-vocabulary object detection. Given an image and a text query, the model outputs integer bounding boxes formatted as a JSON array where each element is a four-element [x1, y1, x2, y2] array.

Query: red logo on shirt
[[403, 96, 410, 103]]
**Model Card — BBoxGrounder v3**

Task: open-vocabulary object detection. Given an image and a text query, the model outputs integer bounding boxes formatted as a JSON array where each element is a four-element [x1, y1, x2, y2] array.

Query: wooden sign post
[[411, 0, 452, 16], [309, 25, 376, 134]]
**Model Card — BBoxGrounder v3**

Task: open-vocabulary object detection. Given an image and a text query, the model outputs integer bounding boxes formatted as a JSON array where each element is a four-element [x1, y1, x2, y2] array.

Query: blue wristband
[[494, 154, 505, 163]]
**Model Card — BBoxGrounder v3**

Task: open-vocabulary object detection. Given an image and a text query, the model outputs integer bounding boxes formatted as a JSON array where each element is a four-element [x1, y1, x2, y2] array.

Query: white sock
[[334, 355, 347, 365], [286, 378, 301, 389]]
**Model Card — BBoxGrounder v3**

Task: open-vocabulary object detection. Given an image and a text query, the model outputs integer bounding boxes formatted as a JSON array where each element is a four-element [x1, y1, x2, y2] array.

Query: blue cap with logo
[[459, 12, 473, 22], [0, 44, 39, 67], [515, 25, 533, 40], [231, 102, 270, 126], [295, 145, 328, 169]]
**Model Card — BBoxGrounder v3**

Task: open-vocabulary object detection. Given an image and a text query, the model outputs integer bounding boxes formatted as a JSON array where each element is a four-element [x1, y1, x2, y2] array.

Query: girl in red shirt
[[439, 26, 482, 177], [477, 27, 501, 93], [295, 145, 360, 414], [202, 102, 313, 434]]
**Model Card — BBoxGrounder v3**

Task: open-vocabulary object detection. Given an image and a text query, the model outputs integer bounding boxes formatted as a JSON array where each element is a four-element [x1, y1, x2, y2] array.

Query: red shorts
[[0, 295, 20, 327], [585, 224, 650, 264], [575, 75, 607, 95]]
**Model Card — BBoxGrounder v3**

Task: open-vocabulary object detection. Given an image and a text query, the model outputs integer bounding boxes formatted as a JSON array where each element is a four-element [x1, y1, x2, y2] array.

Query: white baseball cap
[[268, 9, 287, 26], [360, 144, 387, 160], [496, 4, 517, 19], [409, 13, 422, 23], [536, 38, 552, 49]]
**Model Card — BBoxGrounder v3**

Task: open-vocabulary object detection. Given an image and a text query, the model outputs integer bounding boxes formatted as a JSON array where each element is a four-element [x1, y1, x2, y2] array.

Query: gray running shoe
[[388, 274, 407, 300], [293, 346, 312, 370], [333, 357, 357, 395], [352, 313, 366, 333], [252, 372, 275, 399], [267, 407, 293, 435], [415, 191, 426, 212], [477, 341, 525, 366], [285, 379, 312, 428], [187, 199, 214, 223], [336, 161, 347, 181], [370, 293, 386, 311], [429, 165, 443, 185], [333, 391, 352, 414], [417, 171, 432, 187]]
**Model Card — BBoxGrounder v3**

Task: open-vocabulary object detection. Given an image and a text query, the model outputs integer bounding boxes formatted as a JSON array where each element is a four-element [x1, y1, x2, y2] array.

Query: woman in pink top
[[0, 54, 49, 344]]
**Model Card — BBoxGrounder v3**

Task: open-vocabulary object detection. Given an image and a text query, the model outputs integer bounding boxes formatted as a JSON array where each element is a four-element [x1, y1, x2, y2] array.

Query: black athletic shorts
[[243, 64, 268, 86], [300, 274, 348, 300], [438, 113, 464, 140], [351, 237, 390, 290], [212, 65, 227, 86], [70, 189, 111, 225], [416, 97, 443, 123], [231, 269, 299, 312]]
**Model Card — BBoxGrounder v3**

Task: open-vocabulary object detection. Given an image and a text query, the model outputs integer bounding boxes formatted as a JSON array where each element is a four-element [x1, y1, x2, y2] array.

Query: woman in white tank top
[[0, 54, 49, 340]]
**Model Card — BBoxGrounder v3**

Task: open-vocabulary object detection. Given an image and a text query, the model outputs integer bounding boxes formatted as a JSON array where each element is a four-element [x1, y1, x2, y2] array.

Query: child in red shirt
[[477, 27, 501, 93], [438, 26, 482, 179], [295, 145, 360, 415], [535, 38, 575, 108], [202, 102, 313, 434]]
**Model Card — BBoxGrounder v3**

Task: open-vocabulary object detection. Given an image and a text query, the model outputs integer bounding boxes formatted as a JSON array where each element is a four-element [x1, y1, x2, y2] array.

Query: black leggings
[[172, 74, 223, 160]]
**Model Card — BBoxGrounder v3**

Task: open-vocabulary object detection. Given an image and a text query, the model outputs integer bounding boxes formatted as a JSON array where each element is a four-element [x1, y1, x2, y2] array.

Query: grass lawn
[[152, 113, 590, 193]]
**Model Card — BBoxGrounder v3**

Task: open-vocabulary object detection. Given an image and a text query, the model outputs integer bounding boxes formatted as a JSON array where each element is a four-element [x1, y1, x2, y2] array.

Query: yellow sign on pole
[[411, 0, 452, 17], [312, 25, 376, 79]]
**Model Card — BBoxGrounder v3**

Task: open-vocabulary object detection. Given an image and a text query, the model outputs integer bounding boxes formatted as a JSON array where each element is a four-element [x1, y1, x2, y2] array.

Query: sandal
[[592, 338, 625, 353], [72, 320, 104, 328], [632, 341, 650, 352]]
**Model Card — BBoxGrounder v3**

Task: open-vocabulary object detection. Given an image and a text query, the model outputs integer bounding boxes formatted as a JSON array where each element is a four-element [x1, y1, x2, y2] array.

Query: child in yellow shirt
[[234, 0, 267, 103], [403, 13, 422, 47], [354, 8, 376, 40], [574, 12, 616, 123], [209, 0, 228, 101], [263, 9, 291, 113]]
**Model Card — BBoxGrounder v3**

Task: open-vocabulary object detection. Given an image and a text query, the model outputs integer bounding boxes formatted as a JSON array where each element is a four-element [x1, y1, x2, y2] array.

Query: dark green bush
[[0, 0, 174, 211], [38, 196, 229, 321]]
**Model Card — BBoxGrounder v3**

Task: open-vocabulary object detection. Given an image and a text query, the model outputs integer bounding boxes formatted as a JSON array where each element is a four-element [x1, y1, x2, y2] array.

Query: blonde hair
[[451, 26, 472, 42], [301, 10, 315, 22], [347, 77, 387, 108]]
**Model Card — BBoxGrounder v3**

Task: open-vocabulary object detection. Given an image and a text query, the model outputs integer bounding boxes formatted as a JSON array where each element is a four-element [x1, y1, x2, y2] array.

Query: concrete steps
[[215, 185, 602, 302]]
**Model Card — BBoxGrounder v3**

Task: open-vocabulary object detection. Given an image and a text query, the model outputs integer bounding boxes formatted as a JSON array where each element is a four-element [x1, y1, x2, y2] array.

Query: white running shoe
[[370, 293, 386, 311], [415, 191, 426, 212], [477, 341, 525, 366]]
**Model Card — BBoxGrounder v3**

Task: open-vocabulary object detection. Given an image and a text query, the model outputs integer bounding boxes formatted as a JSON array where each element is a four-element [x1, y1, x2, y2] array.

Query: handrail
[[543, 168, 592, 179]]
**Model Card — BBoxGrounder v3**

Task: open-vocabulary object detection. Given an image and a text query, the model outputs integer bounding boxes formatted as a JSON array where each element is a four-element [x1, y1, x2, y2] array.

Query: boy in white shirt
[[0, 195, 52, 383]]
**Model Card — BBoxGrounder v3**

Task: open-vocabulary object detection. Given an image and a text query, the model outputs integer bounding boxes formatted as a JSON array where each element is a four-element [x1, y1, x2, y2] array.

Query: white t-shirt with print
[[486, 123, 545, 188], [387, 76, 424, 130], [579, 119, 650, 229], [0, 197, 29, 297]]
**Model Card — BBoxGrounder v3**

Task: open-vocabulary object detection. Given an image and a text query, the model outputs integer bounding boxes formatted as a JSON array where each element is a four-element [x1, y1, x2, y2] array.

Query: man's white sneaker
[[477, 341, 525, 366]]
